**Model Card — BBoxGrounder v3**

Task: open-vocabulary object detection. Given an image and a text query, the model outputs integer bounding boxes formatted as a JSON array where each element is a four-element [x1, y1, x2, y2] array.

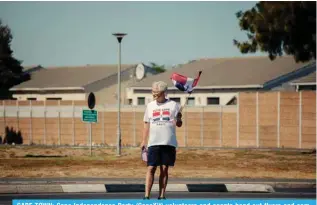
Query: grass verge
[[0, 146, 315, 179]]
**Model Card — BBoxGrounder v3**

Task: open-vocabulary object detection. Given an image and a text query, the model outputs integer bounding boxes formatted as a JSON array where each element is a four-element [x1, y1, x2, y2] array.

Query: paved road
[[1, 188, 315, 205]]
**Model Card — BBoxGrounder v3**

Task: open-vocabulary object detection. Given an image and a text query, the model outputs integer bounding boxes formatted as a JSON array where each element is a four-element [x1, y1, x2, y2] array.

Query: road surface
[[0, 188, 315, 205]]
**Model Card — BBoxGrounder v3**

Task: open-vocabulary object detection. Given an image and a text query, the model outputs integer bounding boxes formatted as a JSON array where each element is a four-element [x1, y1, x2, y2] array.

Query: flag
[[170, 71, 202, 93]]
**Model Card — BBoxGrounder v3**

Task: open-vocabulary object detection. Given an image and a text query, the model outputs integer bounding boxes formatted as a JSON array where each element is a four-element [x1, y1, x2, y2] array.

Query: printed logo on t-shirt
[[151, 108, 172, 125], [162, 108, 170, 121], [152, 109, 161, 122]]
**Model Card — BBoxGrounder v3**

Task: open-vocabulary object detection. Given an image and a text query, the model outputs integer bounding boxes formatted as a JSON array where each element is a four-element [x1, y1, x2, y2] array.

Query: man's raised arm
[[175, 103, 183, 127], [175, 112, 182, 127]]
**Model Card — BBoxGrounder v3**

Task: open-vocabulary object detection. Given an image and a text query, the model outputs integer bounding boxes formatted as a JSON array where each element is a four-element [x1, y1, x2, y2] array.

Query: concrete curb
[[0, 183, 275, 194]]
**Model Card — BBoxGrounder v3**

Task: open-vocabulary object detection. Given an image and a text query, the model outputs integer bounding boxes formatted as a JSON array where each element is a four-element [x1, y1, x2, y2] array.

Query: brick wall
[[0, 91, 315, 149]]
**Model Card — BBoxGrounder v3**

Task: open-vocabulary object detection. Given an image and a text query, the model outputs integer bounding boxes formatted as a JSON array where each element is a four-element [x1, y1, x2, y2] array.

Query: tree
[[149, 62, 166, 73], [233, 1, 316, 63], [0, 19, 29, 99]]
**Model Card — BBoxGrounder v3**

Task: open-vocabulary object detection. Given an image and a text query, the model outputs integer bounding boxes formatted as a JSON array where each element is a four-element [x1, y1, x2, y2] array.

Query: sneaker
[[158, 196, 166, 200], [143, 196, 150, 200]]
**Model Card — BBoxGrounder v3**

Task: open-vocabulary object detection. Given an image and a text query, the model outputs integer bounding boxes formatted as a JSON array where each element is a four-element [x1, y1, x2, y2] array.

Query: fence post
[[299, 91, 302, 149], [3, 101, 5, 138], [102, 104, 105, 146], [219, 105, 222, 147], [58, 100, 61, 146], [16, 100, 19, 132], [256, 92, 259, 148], [184, 106, 187, 147], [72, 100, 75, 146], [87, 109, 89, 146], [236, 93, 240, 148], [133, 106, 136, 147], [104, 103, 107, 144], [44, 100, 46, 145], [200, 106, 204, 147], [29, 100, 32, 145], [277, 92, 280, 148]]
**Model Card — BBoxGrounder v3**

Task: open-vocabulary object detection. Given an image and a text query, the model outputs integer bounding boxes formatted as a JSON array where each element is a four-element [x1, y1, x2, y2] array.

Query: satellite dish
[[135, 64, 146, 80]]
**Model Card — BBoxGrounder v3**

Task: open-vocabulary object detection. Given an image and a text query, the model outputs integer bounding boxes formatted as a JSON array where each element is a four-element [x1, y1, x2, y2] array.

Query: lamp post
[[112, 33, 127, 156]]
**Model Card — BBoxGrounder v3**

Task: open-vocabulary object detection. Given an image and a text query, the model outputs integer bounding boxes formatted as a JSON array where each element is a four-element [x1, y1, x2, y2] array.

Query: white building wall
[[271, 82, 297, 91], [13, 93, 86, 101], [126, 88, 237, 106]]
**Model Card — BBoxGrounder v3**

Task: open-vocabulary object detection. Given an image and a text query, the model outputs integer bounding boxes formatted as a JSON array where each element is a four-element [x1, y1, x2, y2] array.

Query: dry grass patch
[[0, 146, 315, 179]]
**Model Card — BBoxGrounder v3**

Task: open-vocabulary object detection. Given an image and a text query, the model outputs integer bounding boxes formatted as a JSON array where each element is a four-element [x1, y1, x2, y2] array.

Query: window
[[207, 97, 220, 105], [169, 97, 181, 103], [27, 98, 37, 100], [137, 97, 145, 105], [128, 99, 133, 105], [186, 97, 195, 106], [226, 97, 237, 105], [298, 85, 316, 91], [46, 98, 62, 100]]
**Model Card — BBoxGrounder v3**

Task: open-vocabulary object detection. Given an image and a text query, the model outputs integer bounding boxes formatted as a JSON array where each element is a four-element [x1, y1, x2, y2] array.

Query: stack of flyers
[[141, 146, 148, 162]]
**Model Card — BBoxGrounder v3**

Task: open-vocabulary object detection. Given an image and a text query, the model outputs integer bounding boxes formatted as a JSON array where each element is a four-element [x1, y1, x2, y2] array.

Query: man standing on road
[[141, 81, 183, 200]]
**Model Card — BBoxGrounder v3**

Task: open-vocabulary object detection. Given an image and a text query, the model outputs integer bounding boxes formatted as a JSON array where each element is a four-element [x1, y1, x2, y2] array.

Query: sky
[[0, 1, 264, 68]]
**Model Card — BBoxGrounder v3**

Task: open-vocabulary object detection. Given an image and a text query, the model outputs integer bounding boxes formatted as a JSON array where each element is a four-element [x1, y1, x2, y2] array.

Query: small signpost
[[82, 92, 97, 156]]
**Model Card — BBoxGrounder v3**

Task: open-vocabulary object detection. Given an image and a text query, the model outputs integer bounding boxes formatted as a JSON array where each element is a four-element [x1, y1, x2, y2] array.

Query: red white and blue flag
[[170, 71, 202, 93]]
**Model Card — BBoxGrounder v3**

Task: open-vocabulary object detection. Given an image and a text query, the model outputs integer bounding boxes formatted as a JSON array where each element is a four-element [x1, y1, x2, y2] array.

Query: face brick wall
[[0, 91, 315, 149]]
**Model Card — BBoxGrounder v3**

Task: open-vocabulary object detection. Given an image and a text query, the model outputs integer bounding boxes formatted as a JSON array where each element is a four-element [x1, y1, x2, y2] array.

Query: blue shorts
[[147, 145, 176, 167]]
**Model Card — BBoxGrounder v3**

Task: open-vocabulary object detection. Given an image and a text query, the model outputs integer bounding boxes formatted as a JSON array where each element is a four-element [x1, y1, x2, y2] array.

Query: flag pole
[[179, 92, 192, 113]]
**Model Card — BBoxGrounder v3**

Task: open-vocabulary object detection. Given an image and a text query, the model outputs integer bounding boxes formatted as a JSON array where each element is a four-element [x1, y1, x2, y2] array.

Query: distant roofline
[[196, 54, 295, 61], [23, 63, 137, 69], [261, 61, 316, 89], [131, 84, 263, 90], [289, 82, 316, 86], [10, 87, 85, 91]]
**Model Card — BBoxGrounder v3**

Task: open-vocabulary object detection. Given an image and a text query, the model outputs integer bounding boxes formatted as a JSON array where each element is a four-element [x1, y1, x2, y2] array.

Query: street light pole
[[112, 33, 127, 157]]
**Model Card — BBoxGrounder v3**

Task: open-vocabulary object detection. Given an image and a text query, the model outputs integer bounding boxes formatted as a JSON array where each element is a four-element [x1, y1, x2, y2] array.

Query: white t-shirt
[[143, 99, 181, 148]]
